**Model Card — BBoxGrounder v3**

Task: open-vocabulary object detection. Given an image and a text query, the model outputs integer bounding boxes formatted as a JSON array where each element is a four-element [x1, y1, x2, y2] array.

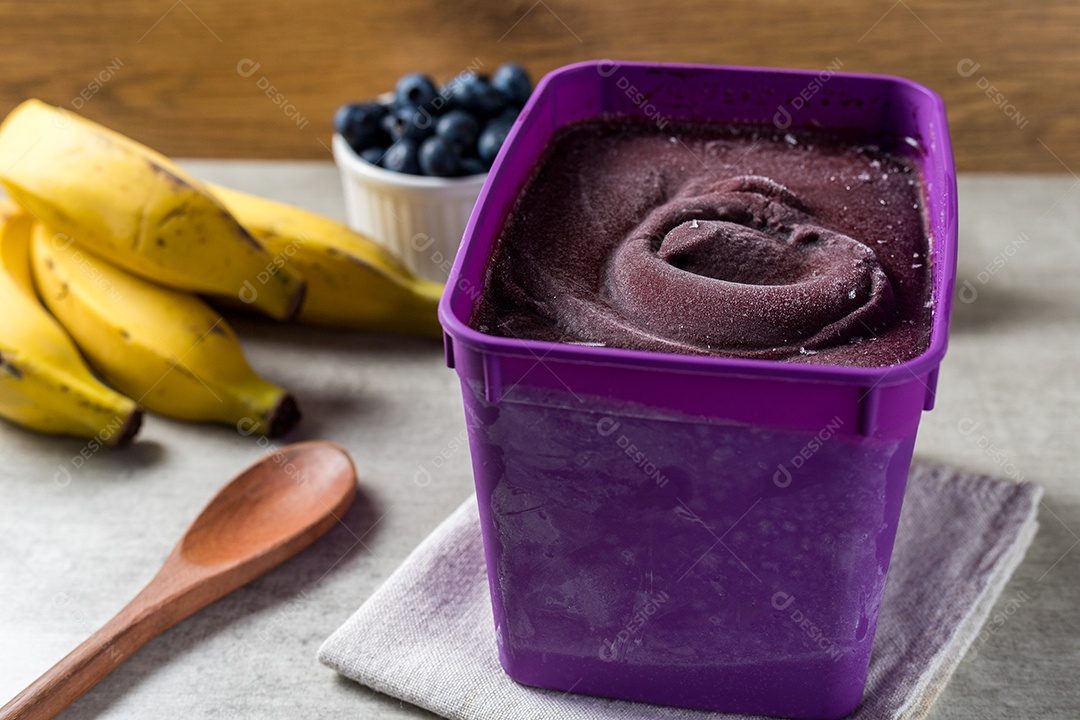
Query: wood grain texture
[[0, 0, 1075, 171]]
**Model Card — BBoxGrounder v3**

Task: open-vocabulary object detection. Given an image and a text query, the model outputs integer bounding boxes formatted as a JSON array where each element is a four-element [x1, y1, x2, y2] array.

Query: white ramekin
[[332, 133, 486, 283]]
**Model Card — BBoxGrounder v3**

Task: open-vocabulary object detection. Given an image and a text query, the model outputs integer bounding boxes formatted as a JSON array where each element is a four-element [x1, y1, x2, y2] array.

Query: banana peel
[[0, 201, 142, 444], [209, 183, 443, 337], [0, 99, 306, 321]]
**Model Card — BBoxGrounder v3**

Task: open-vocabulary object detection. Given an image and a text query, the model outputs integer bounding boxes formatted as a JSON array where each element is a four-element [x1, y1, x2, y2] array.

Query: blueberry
[[395, 73, 438, 110], [334, 102, 389, 151], [359, 146, 385, 166], [492, 63, 532, 106], [381, 106, 435, 143], [477, 119, 513, 163], [381, 139, 421, 175], [491, 107, 520, 126], [435, 110, 480, 150], [459, 156, 488, 177], [474, 83, 508, 118], [418, 137, 460, 177], [440, 72, 478, 111], [379, 112, 398, 138], [444, 72, 505, 119]]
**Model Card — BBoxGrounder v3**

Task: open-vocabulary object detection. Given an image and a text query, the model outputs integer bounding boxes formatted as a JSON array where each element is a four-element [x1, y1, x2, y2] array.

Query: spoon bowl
[[1, 441, 357, 720], [180, 443, 355, 567]]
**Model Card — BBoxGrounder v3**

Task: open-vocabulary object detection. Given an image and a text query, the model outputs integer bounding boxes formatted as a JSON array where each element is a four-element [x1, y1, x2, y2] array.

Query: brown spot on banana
[[145, 158, 194, 190], [0, 352, 23, 379]]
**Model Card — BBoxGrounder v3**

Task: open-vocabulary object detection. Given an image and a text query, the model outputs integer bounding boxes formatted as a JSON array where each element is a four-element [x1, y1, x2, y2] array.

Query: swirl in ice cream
[[606, 176, 895, 354]]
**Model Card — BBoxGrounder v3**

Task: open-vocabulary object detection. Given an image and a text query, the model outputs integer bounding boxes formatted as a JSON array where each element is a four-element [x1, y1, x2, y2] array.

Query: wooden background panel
[[0, 0, 1075, 171]]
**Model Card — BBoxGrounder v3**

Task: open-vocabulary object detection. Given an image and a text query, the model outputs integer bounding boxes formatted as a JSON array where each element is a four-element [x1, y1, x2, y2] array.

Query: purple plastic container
[[438, 61, 957, 719]]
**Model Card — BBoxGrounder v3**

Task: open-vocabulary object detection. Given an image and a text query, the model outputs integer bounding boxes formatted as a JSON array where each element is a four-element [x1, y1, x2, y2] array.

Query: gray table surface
[[1, 163, 1077, 719]]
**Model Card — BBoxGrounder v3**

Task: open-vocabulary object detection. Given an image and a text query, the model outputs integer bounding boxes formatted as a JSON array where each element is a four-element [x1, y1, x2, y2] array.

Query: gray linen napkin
[[319, 461, 1042, 720]]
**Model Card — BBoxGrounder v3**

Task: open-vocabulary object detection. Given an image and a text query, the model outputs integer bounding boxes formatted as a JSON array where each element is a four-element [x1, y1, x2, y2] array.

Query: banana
[[0, 99, 306, 321], [30, 223, 299, 437], [208, 183, 443, 337], [0, 201, 142, 445]]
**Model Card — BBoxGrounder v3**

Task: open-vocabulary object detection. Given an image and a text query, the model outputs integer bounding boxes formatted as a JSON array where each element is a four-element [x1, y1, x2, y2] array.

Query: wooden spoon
[[0, 440, 357, 720]]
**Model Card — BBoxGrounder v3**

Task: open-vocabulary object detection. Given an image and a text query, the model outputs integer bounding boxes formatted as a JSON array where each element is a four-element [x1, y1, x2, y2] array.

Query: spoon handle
[[0, 568, 192, 720]]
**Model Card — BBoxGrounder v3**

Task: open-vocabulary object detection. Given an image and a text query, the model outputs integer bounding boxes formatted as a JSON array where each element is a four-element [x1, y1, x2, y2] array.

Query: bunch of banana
[[0, 99, 306, 320], [0, 201, 142, 445], [30, 225, 299, 437], [0, 99, 445, 444], [209, 183, 443, 337]]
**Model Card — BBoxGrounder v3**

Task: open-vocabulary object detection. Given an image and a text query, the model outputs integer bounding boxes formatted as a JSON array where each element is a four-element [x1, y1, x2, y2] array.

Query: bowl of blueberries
[[333, 63, 532, 282]]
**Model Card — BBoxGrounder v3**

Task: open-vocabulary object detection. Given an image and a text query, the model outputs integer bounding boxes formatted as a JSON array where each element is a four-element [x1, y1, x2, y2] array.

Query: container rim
[[332, 133, 487, 190], [438, 59, 958, 389]]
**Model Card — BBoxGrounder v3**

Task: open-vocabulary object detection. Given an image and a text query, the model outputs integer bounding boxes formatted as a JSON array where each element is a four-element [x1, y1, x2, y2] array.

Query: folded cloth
[[319, 461, 1042, 720]]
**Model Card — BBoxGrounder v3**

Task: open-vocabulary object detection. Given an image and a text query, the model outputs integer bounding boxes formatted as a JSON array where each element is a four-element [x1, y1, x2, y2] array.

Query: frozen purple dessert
[[471, 119, 931, 366], [443, 62, 958, 719]]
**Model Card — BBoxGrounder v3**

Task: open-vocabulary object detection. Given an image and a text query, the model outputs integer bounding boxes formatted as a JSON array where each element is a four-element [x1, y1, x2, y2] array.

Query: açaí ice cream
[[470, 119, 932, 367]]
